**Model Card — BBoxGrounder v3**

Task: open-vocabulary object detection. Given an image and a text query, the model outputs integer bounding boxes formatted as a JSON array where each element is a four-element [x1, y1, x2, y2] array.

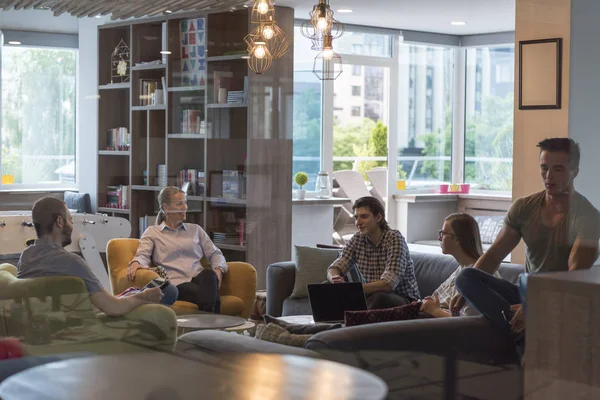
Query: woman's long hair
[[156, 186, 185, 225], [445, 213, 483, 260]]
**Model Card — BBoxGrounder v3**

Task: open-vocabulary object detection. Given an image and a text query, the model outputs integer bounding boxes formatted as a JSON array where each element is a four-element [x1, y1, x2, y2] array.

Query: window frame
[[293, 20, 515, 201], [0, 29, 79, 192]]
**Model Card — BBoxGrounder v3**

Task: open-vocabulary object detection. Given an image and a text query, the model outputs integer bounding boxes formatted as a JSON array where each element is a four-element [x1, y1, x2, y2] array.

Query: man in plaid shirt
[[327, 197, 420, 309]]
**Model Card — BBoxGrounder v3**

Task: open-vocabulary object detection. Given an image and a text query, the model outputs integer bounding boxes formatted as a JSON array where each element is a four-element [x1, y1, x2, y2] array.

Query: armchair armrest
[[307, 316, 516, 365], [266, 262, 296, 317], [219, 262, 257, 319]]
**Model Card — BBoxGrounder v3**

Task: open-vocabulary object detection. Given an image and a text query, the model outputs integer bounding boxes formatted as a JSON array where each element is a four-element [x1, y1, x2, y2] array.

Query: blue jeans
[[160, 283, 178, 306], [455, 268, 521, 334]]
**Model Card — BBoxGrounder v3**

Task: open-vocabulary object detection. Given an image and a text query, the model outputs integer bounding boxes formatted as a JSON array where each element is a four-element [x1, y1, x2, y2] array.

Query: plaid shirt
[[432, 266, 502, 316], [329, 229, 421, 301]]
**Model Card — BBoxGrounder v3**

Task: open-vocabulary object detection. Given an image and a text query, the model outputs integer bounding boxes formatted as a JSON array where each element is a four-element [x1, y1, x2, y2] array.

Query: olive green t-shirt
[[505, 190, 600, 273]]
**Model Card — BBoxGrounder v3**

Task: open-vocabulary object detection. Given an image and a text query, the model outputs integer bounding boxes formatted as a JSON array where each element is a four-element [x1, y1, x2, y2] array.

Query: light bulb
[[257, 0, 269, 14], [262, 24, 275, 40], [317, 17, 329, 31], [254, 42, 267, 59], [322, 48, 334, 60]]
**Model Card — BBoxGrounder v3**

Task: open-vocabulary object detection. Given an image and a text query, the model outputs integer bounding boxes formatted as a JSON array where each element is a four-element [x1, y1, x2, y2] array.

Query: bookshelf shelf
[[187, 195, 206, 201], [99, 83, 131, 90], [131, 185, 164, 192], [131, 64, 167, 71], [207, 55, 247, 62], [97, 9, 293, 287], [207, 197, 247, 205], [207, 103, 247, 109], [168, 86, 206, 92], [132, 105, 167, 111], [167, 133, 205, 139], [215, 244, 247, 252], [98, 207, 131, 215], [98, 150, 130, 156]]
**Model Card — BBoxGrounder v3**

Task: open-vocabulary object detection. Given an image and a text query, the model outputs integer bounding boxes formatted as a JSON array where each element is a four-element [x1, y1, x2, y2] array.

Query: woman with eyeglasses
[[420, 213, 501, 318]]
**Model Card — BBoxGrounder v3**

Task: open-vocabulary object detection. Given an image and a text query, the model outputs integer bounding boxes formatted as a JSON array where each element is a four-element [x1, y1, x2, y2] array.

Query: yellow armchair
[[106, 238, 257, 319], [0, 263, 177, 355]]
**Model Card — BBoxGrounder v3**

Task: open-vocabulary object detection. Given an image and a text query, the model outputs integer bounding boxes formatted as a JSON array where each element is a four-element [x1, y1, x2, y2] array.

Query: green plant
[[294, 172, 308, 189]]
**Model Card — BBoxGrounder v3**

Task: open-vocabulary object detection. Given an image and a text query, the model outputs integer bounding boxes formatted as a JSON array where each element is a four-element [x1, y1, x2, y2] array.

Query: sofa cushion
[[64, 191, 92, 214], [264, 315, 342, 334], [176, 330, 321, 358], [474, 216, 505, 244], [497, 264, 524, 284], [411, 252, 458, 297], [290, 246, 340, 299], [255, 323, 312, 347], [282, 297, 312, 316], [344, 302, 422, 327]]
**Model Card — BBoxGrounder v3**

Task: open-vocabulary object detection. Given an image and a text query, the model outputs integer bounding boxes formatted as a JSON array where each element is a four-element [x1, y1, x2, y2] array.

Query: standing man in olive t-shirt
[[451, 138, 600, 359]]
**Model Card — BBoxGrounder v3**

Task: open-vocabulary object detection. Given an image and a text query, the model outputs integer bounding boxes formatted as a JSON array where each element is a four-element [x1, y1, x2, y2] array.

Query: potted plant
[[294, 172, 308, 200]]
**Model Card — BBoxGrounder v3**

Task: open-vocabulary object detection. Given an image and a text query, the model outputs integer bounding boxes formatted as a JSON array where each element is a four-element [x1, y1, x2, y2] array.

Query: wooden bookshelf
[[97, 8, 293, 288]]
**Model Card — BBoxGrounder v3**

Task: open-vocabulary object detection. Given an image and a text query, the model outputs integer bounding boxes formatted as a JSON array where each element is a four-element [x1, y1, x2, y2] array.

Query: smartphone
[[142, 278, 168, 290]]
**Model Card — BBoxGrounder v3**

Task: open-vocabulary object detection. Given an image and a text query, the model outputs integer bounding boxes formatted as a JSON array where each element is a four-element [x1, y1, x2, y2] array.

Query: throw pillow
[[474, 216, 505, 244], [290, 246, 341, 299], [64, 191, 92, 214], [344, 302, 422, 327], [263, 315, 342, 334], [255, 323, 312, 347]]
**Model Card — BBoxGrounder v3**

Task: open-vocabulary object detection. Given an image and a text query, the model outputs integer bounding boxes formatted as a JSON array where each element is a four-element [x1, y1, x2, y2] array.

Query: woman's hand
[[420, 296, 441, 314], [127, 261, 145, 281], [449, 293, 466, 316], [214, 268, 223, 289]]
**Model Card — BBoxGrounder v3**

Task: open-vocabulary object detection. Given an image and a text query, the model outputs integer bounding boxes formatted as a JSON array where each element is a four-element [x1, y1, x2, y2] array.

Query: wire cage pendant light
[[313, 34, 343, 80], [251, 0, 275, 24], [300, 0, 345, 50]]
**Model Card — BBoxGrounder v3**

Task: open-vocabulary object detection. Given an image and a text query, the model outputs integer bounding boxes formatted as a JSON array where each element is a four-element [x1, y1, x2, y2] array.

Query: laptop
[[307, 282, 368, 323]]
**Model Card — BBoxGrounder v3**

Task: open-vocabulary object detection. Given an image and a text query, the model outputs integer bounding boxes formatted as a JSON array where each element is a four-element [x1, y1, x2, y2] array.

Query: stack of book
[[226, 90, 244, 104], [157, 165, 167, 187], [180, 109, 204, 134], [105, 185, 129, 209], [211, 231, 239, 245], [106, 127, 130, 151]]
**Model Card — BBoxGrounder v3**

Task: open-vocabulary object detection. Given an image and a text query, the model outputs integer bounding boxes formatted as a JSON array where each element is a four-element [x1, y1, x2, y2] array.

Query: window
[[335, 31, 392, 57], [334, 63, 390, 175], [465, 45, 515, 192], [397, 44, 454, 188], [351, 86, 361, 96], [1, 45, 77, 188], [352, 65, 362, 76], [293, 26, 322, 190]]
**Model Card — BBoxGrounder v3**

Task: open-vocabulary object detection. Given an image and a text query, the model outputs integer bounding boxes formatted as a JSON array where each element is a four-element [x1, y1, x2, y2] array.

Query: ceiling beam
[[0, 0, 24, 11]]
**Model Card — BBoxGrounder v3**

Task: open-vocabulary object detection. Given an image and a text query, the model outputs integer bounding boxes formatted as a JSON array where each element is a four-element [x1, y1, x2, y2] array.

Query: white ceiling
[[275, 0, 516, 35]]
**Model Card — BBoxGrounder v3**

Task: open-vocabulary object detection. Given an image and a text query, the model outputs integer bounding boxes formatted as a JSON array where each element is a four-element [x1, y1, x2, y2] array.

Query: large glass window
[[333, 63, 390, 176], [396, 44, 454, 188], [293, 26, 322, 190], [334, 31, 392, 57], [465, 45, 515, 192], [1, 45, 77, 187]]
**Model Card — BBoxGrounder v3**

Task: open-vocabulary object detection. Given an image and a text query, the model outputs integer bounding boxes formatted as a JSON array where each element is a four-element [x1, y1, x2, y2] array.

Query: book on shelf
[[222, 170, 241, 200], [106, 127, 130, 151], [213, 71, 233, 103], [178, 169, 205, 196], [180, 109, 204, 135], [105, 185, 130, 209], [139, 78, 163, 106], [138, 215, 157, 237]]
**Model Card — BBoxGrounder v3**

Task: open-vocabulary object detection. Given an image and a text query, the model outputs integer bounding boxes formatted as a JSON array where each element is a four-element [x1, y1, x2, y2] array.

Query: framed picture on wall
[[518, 38, 563, 110]]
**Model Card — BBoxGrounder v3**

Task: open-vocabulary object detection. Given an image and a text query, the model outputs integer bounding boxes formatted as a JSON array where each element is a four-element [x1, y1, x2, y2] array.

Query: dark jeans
[[455, 268, 520, 334], [159, 283, 179, 306], [366, 291, 411, 310], [176, 269, 220, 313]]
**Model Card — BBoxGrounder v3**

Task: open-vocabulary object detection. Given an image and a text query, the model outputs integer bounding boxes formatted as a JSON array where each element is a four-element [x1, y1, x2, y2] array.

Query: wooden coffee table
[[0, 352, 388, 400]]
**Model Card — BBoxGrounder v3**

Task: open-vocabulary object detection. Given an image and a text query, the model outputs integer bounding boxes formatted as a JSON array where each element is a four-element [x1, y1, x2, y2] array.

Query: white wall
[[78, 17, 109, 211], [0, 9, 79, 34]]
